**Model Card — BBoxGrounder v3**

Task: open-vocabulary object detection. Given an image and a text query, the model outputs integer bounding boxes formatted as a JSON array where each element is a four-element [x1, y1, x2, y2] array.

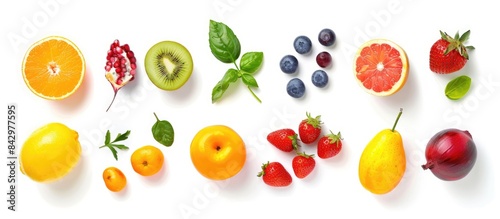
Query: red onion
[[421, 128, 477, 181]]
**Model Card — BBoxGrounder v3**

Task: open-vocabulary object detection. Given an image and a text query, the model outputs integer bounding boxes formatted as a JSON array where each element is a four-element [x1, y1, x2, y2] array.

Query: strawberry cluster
[[258, 112, 343, 187]]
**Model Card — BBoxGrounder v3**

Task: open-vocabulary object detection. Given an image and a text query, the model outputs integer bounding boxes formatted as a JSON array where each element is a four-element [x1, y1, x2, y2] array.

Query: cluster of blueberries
[[280, 28, 336, 98]]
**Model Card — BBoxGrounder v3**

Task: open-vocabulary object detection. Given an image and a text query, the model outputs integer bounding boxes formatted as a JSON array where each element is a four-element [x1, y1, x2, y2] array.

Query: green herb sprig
[[99, 130, 131, 160], [209, 20, 264, 103]]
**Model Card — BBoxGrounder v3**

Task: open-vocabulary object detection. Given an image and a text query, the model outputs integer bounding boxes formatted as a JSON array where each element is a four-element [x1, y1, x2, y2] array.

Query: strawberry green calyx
[[305, 112, 322, 128], [257, 161, 270, 177], [288, 134, 300, 151], [326, 130, 342, 144], [296, 151, 314, 158], [440, 30, 475, 60]]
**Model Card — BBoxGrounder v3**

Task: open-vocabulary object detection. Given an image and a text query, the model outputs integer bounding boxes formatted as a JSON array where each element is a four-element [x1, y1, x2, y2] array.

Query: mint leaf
[[240, 52, 263, 74], [445, 75, 472, 100], [242, 73, 258, 88], [209, 20, 241, 63]]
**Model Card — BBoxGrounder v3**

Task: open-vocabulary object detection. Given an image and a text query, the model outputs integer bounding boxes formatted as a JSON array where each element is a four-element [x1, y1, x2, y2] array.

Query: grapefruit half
[[353, 39, 409, 96]]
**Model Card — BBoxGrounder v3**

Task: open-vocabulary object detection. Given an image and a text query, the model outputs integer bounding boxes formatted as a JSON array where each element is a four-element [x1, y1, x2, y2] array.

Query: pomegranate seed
[[105, 66, 111, 72], [116, 68, 122, 73], [122, 44, 130, 52], [113, 62, 120, 68], [115, 47, 123, 54], [127, 51, 134, 59], [130, 69, 136, 75], [131, 63, 136, 70], [129, 57, 136, 63], [113, 39, 120, 46], [121, 59, 126, 64]]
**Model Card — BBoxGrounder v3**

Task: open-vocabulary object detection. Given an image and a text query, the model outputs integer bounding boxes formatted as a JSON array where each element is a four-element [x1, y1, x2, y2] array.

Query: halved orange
[[353, 39, 409, 96], [22, 36, 85, 100]]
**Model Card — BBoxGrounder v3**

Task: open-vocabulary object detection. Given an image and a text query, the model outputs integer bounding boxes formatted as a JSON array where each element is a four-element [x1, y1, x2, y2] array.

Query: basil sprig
[[209, 20, 264, 103]]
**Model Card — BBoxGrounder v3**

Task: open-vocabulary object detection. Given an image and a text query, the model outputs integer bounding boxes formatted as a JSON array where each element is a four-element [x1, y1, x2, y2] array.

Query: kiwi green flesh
[[145, 41, 193, 91]]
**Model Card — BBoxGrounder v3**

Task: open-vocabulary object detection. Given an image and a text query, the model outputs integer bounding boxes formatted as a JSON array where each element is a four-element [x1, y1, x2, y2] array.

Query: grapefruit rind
[[21, 36, 86, 100], [353, 39, 409, 96]]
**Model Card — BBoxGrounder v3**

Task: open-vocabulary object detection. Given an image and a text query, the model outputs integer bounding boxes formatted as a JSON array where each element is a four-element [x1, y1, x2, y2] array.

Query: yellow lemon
[[20, 123, 81, 183], [359, 109, 406, 194]]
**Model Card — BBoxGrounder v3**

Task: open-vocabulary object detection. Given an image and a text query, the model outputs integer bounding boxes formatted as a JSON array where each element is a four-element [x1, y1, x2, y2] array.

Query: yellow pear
[[359, 108, 406, 194]]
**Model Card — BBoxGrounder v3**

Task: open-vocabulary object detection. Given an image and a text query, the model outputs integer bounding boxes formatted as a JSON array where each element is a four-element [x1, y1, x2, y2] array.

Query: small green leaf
[[240, 52, 263, 74], [241, 73, 259, 88], [105, 130, 111, 145], [212, 69, 239, 103], [110, 144, 129, 150], [445, 75, 472, 100], [209, 20, 241, 63], [152, 113, 175, 147], [108, 145, 118, 161], [212, 82, 226, 103], [222, 68, 239, 84], [114, 130, 131, 142]]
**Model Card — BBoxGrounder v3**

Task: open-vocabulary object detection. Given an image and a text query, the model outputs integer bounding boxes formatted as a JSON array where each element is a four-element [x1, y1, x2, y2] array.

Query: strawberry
[[317, 131, 343, 159], [298, 112, 322, 144], [258, 161, 292, 187], [429, 30, 475, 74], [292, 152, 316, 179], [267, 128, 299, 152]]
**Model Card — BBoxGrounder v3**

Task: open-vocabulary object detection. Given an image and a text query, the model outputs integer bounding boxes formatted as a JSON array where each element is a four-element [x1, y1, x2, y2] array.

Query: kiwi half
[[144, 41, 193, 90]]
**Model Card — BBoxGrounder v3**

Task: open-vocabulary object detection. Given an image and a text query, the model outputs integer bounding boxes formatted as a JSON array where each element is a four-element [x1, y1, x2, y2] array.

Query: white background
[[1, 0, 499, 218]]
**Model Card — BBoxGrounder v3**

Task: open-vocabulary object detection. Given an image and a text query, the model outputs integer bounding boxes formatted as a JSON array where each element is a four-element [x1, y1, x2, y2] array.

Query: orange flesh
[[23, 38, 84, 99], [355, 43, 403, 93]]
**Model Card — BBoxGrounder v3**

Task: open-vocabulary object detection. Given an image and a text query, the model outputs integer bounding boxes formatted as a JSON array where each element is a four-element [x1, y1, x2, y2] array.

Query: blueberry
[[318, 28, 336, 46], [287, 78, 306, 98], [311, 70, 328, 88], [279, 55, 299, 74], [294, 35, 312, 54]]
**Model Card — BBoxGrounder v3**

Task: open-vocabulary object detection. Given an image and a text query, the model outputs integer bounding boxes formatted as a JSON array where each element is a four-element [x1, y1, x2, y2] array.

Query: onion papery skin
[[421, 128, 477, 181]]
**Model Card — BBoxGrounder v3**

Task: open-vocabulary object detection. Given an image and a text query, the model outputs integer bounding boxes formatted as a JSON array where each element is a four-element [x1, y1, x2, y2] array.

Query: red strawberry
[[258, 161, 292, 187], [317, 131, 343, 159], [267, 128, 299, 152], [292, 152, 316, 179], [298, 112, 322, 144], [429, 30, 475, 74]]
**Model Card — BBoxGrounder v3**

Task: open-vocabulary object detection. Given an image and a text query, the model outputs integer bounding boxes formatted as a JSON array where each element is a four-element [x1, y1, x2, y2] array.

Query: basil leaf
[[212, 69, 239, 103], [240, 52, 263, 74], [209, 20, 241, 63], [222, 68, 239, 84], [152, 113, 175, 147], [241, 73, 259, 88], [445, 75, 472, 100]]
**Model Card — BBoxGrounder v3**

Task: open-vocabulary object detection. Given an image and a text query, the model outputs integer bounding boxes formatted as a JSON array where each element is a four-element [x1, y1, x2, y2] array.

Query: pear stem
[[391, 108, 403, 132]]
